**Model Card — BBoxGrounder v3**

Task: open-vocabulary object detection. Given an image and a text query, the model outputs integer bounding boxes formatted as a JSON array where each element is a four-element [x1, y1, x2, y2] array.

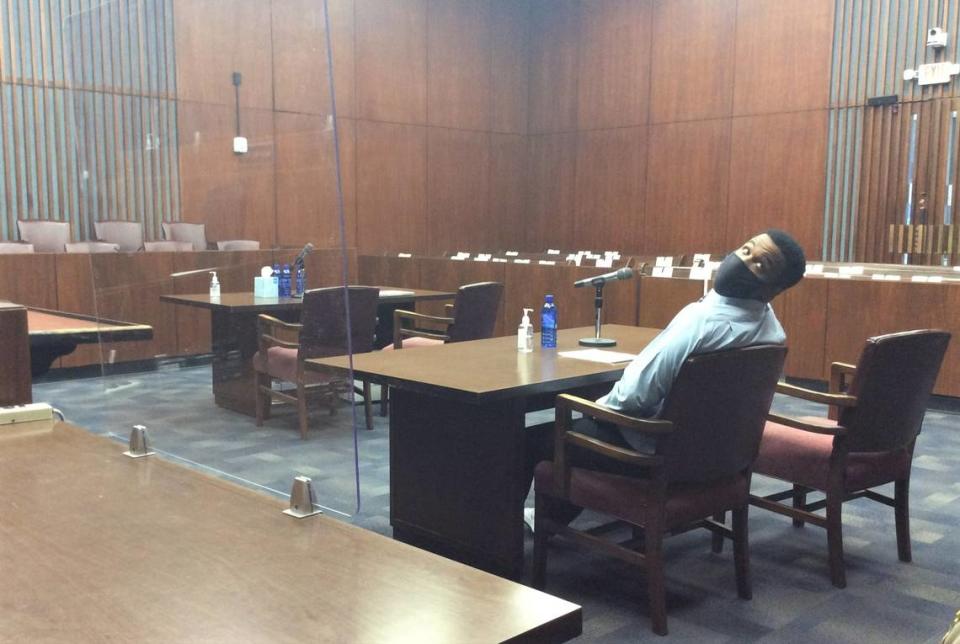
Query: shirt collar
[[702, 289, 768, 312]]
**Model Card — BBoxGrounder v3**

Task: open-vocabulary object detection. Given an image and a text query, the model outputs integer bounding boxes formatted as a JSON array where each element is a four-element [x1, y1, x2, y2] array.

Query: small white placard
[[492, 258, 508, 263], [806, 264, 824, 275], [885, 274, 902, 281], [871, 274, 887, 281], [514, 258, 531, 264], [538, 260, 556, 266], [652, 256, 674, 278], [547, 249, 561, 255], [911, 275, 929, 283], [839, 265, 865, 276], [558, 349, 637, 364], [594, 257, 613, 268], [688, 253, 712, 280], [822, 272, 840, 279], [929, 275, 944, 283], [397, 252, 412, 258], [451, 256, 466, 261], [473, 253, 492, 262], [505, 251, 519, 257]]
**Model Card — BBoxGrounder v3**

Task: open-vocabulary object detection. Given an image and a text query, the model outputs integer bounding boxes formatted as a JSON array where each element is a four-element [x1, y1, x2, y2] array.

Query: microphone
[[574, 267, 635, 288], [293, 242, 315, 266]]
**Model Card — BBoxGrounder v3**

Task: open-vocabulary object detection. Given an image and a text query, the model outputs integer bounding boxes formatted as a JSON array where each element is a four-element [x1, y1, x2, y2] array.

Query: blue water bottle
[[272, 263, 281, 296], [295, 264, 305, 296], [280, 263, 292, 297], [541, 294, 557, 348]]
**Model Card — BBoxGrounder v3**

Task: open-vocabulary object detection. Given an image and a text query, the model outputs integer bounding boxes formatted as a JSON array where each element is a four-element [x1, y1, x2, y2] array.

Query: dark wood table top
[[308, 324, 659, 403], [161, 287, 455, 312], [0, 420, 581, 643]]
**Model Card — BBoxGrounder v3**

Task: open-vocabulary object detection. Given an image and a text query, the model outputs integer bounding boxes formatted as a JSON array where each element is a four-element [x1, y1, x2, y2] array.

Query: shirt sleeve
[[596, 303, 705, 417]]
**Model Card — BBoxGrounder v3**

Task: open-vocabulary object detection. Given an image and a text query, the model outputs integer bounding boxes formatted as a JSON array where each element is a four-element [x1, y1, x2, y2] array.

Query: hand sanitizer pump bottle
[[517, 308, 534, 353], [209, 271, 220, 298]]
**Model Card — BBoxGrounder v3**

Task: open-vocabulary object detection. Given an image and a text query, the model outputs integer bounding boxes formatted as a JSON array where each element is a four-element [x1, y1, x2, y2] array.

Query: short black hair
[[766, 229, 806, 289]]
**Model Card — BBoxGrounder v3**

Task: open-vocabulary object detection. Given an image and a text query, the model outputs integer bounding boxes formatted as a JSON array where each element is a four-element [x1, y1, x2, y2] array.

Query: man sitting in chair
[[525, 230, 807, 512]]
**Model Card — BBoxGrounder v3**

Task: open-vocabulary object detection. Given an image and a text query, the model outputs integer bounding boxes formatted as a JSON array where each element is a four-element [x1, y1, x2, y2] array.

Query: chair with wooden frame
[[750, 329, 950, 588], [379, 281, 503, 414], [532, 345, 787, 636], [253, 286, 380, 439]]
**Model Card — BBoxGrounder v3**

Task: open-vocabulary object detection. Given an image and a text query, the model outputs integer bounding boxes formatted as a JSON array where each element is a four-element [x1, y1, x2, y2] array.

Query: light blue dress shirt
[[597, 290, 786, 421]]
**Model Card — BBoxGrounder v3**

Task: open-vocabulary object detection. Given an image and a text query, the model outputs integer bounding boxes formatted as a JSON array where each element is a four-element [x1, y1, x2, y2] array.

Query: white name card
[[806, 264, 824, 275], [871, 274, 887, 281], [911, 275, 929, 283], [839, 265, 865, 276], [688, 253, 712, 280], [505, 251, 519, 257], [547, 249, 561, 255], [929, 275, 944, 283], [397, 252, 412, 258], [514, 258, 531, 264], [594, 257, 613, 268], [492, 258, 508, 263], [652, 256, 674, 278], [473, 253, 492, 262], [538, 260, 556, 266], [885, 274, 902, 281], [451, 256, 466, 261]]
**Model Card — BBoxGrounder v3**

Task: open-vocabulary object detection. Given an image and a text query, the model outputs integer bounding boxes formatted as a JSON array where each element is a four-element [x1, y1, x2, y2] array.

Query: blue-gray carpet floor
[[34, 363, 960, 642]]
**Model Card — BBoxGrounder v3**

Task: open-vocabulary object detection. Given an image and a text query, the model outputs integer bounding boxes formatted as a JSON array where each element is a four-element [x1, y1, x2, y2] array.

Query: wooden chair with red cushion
[[750, 329, 951, 588], [253, 286, 379, 439], [532, 345, 787, 636]]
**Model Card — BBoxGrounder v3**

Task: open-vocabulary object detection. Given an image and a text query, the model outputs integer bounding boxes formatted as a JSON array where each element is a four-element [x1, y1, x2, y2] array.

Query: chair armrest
[[444, 303, 455, 316], [257, 314, 301, 350], [392, 309, 453, 348], [775, 382, 857, 408], [829, 361, 857, 392], [556, 394, 674, 435], [767, 412, 847, 436]]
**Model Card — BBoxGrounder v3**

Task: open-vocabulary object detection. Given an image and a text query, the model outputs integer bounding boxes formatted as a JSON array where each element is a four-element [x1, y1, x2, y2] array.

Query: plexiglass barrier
[[27, 0, 367, 518]]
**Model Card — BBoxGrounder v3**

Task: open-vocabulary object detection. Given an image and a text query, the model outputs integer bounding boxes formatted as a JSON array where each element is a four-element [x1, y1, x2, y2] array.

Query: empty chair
[[94, 220, 144, 252], [64, 242, 120, 253], [216, 240, 260, 251], [161, 222, 208, 251], [390, 281, 503, 349], [144, 241, 194, 252], [17, 220, 70, 252], [532, 345, 787, 636], [751, 329, 950, 588], [253, 286, 380, 439], [0, 242, 35, 254]]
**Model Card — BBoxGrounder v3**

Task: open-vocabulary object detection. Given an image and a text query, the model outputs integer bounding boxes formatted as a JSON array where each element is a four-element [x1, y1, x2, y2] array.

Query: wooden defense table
[[160, 288, 454, 416], [27, 307, 154, 376], [309, 324, 660, 578], [0, 420, 580, 643]]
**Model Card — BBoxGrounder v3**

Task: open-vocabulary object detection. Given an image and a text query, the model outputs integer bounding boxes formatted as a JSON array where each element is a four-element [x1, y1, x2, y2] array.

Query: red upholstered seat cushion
[[252, 348, 332, 384], [534, 462, 748, 530], [381, 337, 445, 351], [754, 418, 912, 492]]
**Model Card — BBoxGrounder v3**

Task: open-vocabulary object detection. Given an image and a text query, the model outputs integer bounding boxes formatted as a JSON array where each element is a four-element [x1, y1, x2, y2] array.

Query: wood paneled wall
[[525, 0, 835, 259], [173, 0, 529, 254]]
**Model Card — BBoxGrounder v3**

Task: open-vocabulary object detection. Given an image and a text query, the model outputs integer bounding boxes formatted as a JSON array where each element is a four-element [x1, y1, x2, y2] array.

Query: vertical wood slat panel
[[0, 0, 179, 242]]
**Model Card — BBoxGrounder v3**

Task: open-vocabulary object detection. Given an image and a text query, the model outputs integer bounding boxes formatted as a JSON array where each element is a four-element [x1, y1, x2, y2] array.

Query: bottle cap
[[545, 294, 554, 303], [521, 307, 533, 325]]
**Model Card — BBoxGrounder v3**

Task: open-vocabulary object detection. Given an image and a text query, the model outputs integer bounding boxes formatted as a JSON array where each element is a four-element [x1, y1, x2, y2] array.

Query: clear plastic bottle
[[540, 294, 557, 348], [295, 264, 305, 296]]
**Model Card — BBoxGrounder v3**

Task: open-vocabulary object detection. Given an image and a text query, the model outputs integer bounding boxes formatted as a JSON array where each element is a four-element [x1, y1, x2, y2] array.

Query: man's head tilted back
[[714, 229, 806, 303]]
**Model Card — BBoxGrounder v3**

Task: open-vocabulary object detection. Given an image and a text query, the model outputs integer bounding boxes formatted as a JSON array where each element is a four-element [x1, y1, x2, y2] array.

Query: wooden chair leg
[[792, 484, 807, 528], [895, 478, 912, 562], [379, 385, 389, 416], [363, 381, 374, 430], [645, 529, 667, 636], [297, 382, 309, 440], [732, 506, 752, 600], [711, 512, 725, 553], [531, 493, 549, 590], [826, 493, 846, 588], [255, 373, 271, 426]]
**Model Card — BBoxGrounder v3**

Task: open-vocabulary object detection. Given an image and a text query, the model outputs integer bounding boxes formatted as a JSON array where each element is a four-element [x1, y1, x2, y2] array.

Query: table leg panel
[[390, 388, 527, 578]]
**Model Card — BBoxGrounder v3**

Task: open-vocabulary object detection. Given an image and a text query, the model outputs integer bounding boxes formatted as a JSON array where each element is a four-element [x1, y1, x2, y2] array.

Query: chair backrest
[[0, 242, 34, 254], [657, 345, 787, 484], [840, 330, 951, 453], [217, 240, 260, 251], [64, 242, 120, 254], [94, 220, 143, 251], [298, 286, 380, 361], [162, 222, 207, 251], [447, 282, 503, 343], [17, 220, 70, 252], [144, 240, 193, 252]]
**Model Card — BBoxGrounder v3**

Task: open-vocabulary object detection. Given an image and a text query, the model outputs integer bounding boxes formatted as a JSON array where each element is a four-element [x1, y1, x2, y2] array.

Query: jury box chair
[[532, 345, 787, 636], [17, 219, 70, 252], [750, 329, 950, 588], [93, 220, 144, 251], [253, 286, 380, 439], [161, 221, 209, 251]]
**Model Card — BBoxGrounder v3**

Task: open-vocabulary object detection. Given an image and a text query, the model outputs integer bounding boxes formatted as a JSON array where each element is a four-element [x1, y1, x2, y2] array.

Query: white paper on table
[[379, 289, 416, 297], [558, 348, 637, 364], [688, 253, 712, 280], [594, 257, 613, 268]]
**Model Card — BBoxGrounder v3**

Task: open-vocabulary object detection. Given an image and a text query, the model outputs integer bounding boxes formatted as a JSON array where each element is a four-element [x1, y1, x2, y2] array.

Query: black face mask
[[714, 252, 767, 300]]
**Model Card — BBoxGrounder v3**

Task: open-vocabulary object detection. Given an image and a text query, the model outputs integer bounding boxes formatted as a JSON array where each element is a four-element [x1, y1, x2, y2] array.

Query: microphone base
[[579, 337, 616, 348]]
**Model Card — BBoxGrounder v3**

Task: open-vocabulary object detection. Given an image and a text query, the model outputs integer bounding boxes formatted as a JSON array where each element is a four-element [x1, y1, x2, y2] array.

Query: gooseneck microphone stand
[[579, 283, 616, 347]]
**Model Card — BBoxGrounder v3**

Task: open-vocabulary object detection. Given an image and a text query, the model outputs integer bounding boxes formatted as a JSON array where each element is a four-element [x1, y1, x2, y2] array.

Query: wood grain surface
[[0, 420, 581, 644]]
